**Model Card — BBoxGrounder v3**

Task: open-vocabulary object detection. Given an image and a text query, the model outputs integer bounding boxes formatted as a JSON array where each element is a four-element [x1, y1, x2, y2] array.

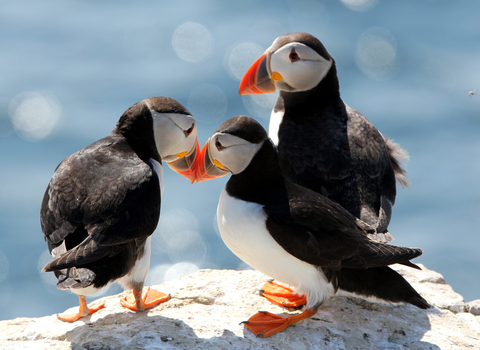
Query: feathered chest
[[276, 115, 352, 181]]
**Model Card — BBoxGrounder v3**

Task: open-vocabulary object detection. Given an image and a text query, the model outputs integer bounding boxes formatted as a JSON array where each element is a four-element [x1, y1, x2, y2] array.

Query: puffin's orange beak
[[239, 52, 276, 95], [167, 139, 200, 184], [195, 140, 230, 183]]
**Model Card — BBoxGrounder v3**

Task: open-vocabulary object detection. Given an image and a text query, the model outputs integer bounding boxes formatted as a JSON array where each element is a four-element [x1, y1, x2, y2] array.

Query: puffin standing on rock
[[41, 97, 199, 322], [239, 32, 409, 244], [195, 116, 429, 338]]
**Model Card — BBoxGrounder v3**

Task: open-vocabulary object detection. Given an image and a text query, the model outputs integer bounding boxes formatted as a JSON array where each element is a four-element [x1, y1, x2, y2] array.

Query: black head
[[214, 115, 269, 145], [115, 97, 199, 182], [145, 96, 192, 116], [269, 32, 333, 62]]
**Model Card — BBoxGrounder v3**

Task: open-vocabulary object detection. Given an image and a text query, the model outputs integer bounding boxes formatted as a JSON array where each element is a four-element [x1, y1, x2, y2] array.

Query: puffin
[[195, 116, 429, 338], [41, 96, 199, 322], [239, 32, 409, 244]]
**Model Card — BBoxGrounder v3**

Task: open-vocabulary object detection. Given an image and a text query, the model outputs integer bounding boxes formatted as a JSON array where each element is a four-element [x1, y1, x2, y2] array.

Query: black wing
[[345, 105, 398, 232], [41, 137, 161, 272], [277, 100, 404, 238], [264, 180, 421, 270]]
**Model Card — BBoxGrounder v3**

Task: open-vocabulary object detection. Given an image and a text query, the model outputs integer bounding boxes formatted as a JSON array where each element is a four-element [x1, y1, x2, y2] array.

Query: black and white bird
[[195, 116, 428, 338], [41, 96, 199, 322], [239, 32, 409, 243]]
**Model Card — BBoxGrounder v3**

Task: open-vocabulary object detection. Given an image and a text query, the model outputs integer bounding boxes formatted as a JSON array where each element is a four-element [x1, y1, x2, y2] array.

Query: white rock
[[467, 300, 480, 315], [1, 266, 479, 350], [391, 264, 466, 313]]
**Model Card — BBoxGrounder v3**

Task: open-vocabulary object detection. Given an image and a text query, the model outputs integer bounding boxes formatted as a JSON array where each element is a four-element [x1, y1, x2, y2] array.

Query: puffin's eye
[[215, 138, 225, 151], [184, 123, 194, 137], [289, 49, 299, 62]]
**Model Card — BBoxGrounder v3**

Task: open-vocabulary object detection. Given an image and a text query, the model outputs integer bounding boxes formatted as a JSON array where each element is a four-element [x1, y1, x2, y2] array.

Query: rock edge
[[1, 265, 480, 350]]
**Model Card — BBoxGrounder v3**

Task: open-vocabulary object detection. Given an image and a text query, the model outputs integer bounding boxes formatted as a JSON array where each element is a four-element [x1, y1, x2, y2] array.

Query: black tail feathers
[[334, 266, 430, 309]]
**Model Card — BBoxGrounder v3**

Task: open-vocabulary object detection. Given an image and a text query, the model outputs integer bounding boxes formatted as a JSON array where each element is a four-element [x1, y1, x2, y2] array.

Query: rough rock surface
[[1, 264, 479, 350]]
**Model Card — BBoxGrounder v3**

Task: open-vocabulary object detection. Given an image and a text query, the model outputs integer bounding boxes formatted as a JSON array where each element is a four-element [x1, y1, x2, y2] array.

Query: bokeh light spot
[[165, 262, 199, 282], [340, 0, 378, 12], [152, 208, 199, 254], [355, 28, 398, 81], [188, 84, 227, 123], [225, 42, 264, 81], [172, 22, 213, 63], [242, 92, 279, 119], [167, 230, 207, 265], [146, 263, 172, 286], [9, 91, 61, 141]]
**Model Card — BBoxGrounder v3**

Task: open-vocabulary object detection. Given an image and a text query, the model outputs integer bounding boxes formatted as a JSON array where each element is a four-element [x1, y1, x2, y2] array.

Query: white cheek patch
[[151, 111, 196, 162], [210, 134, 263, 175], [294, 59, 332, 91], [270, 43, 333, 92]]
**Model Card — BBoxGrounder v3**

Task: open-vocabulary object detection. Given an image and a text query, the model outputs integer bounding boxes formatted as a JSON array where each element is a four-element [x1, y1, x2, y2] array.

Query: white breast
[[268, 109, 284, 146], [217, 188, 335, 309], [149, 158, 164, 195], [117, 236, 152, 290]]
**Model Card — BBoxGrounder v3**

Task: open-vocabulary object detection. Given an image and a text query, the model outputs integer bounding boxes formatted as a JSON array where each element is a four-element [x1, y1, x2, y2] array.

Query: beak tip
[[238, 52, 275, 95], [167, 139, 200, 184]]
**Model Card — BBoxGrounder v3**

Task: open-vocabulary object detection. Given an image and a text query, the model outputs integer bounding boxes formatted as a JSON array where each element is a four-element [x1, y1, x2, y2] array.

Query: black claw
[[240, 321, 250, 325], [267, 279, 274, 283], [259, 289, 265, 293], [258, 311, 267, 314], [256, 333, 264, 338]]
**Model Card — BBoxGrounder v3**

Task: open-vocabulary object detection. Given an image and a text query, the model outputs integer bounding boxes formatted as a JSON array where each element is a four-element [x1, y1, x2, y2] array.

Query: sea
[[1, 0, 479, 320]]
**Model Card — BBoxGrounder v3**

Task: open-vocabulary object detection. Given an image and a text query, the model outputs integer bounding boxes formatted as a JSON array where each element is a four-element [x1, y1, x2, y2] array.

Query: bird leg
[[120, 287, 170, 312], [259, 281, 306, 308], [57, 295, 105, 323], [242, 308, 318, 338]]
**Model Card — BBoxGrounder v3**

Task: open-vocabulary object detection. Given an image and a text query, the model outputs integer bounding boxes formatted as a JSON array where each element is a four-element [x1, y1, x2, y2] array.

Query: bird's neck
[[226, 141, 288, 207], [279, 64, 341, 120], [113, 107, 162, 163]]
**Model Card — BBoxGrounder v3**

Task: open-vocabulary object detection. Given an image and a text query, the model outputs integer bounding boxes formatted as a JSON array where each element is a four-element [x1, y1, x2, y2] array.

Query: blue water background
[[1, 0, 479, 320]]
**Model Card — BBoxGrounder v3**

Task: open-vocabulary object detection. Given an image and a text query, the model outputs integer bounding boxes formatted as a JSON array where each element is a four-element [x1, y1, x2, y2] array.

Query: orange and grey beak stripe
[[167, 139, 200, 184], [239, 51, 276, 95], [195, 140, 230, 183]]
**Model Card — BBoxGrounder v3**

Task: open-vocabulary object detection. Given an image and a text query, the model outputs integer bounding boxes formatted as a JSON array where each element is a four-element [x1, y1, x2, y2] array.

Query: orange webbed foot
[[242, 311, 291, 337], [259, 281, 307, 308], [241, 309, 317, 338], [120, 287, 170, 312], [57, 295, 105, 323]]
